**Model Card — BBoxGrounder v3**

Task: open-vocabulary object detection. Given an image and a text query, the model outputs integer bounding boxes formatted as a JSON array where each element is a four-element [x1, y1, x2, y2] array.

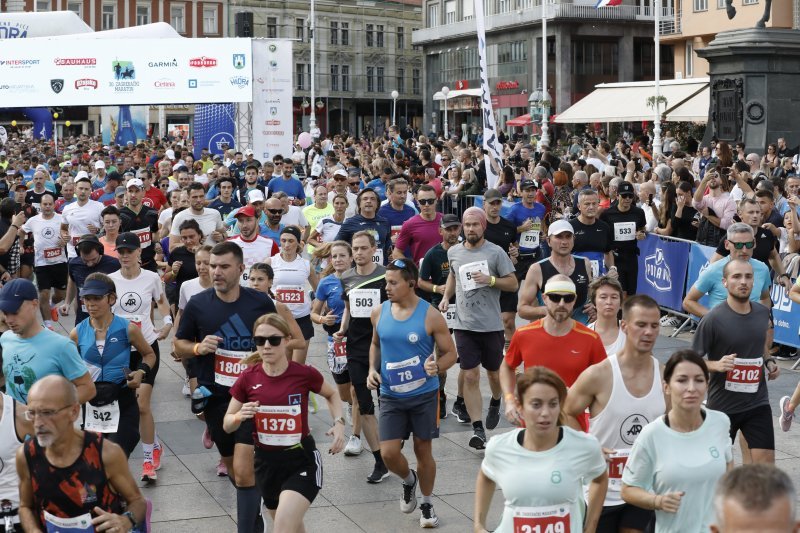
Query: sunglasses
[[254, 335, 285, 347], [334, 177, 347, 181], [267, 208, 283, 215], [547, 293, 577, 304], [348, 182, 360, 186], [619, 193, 634, 199], [730, 240, 755, 250], [390, 258, 407, 269], [418, 198, 436, 206]]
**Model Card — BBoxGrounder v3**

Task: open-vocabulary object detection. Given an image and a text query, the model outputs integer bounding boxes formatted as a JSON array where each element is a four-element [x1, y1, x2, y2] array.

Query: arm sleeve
[[590, 336, 607, 365], [494, 247, 516, 278], [504, 334, 523, 369], [394, 221, 411, 252], [169, 212, 182, 237], [334, 221, 352, 243], [479, 439, 500, 482], [621, 434, 655, 491], [307, 365, 325, 394], [229, 373, 247, 403], [691, 314, 713, 356], [419, 250, 434, 281], [58, 338, 91, 381], [719, 198, 737, 230], [175, 300, 199, 341]]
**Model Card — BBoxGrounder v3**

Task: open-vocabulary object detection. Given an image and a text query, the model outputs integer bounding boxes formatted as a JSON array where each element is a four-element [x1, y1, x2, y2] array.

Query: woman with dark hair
[[498, 166, 516, 198], [715, 141, 734, 169], [654, 182, 677, 237], [622, 349, 732, 533], [765, 143, 779, 171], [474, 367, 608, 533]]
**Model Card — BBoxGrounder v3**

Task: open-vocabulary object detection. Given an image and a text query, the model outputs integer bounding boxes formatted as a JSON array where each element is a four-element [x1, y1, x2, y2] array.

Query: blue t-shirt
[[694, 256, 771, 310], [268, 176, 306, 201], [366, 179, 388, 202], [507, 201, 547, 254], [1, 328, 89, 403], [378, 203, 416, 230], [259, 223, 283, 242], [209, 197, 242, 219], [315, 274, 345, 332]]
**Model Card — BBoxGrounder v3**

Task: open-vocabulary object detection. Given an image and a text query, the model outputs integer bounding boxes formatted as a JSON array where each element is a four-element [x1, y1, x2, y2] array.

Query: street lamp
[[528, 85, 542, 142], [308, 0, 318, 136], [540, 0, 550, 148], [53, 112, 59, 156], [391, 90, 399, 126], [441, 86, 450, 139]]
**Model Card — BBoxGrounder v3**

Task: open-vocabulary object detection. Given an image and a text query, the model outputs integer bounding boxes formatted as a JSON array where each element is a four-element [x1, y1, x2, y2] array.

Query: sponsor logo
[[0, 83, 34, 93], [619, 414, 648, 445], [112, 60, 136, 80], [268, 44, 277, 53], [229, 76, 249, 89], [265, 120, 281, 126], [210, 132, 234, 152], [188, 79, 198, 88], [120, 291, 142, 313], [188, 79, 218, 89], [269, 107, 278, 116], [154, 79, 176, 89], [0, 59, 40, 68], [74, 78, 98, 90], [189, 56, 217, 68], [0, 22, 29, 39], [268, 60, 278, 71], [50, 79, 64, 94], [643, 248, 671, 292], [147, 59, 178, 68], [54, 57, 96, 66], [233, 54, 246, 69]]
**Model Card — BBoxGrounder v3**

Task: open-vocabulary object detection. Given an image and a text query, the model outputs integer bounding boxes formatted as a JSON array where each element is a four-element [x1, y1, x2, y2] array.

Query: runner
[[335, 231, 389, 482], [60, 176, 104, 259], [391, 185, 442, 264], [309, 193, 348, 250], [378, 178, 416, 252], [119, 178, 159, 272], [439, 207, 518, 449], [163, 219, 203, 313], [474, 367, 608, 533], [335, 189, 392, 264], [517, 219, 594, 324], [600, 182, 646, 296], [108, 232, 173, 483], [223, 313, 345, 533], [0, 386, 33, 532], [227, 205, 278, 285], [565, 294, 665, 533], [62, 234, 121, 326], [16, 376, 149, 533], [303, 185, 334, 253], [99, 205, 122, 258], [368, 257, 457, 528], [507, 178, 546, 282], [622, 350, 733, 533], [311, 241, 363, 456], [586, 276, 626, 356], [692, 259, 778, 464], [266, 226, 318, 364], [711, 465, 799, 532], [69, 273, 156, 458], [169, 183, 226, 250]]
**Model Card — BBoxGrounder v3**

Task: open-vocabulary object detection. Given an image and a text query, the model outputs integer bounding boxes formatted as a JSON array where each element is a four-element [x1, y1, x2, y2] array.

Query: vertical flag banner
[[193, 104, 236, 158], [100, 106, 147, 145], [474, 0, 503, 189], [252, 40, 294, 160]]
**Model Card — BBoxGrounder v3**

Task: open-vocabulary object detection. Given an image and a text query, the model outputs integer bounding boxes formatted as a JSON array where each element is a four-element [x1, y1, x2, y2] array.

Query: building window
[[367, 66, 375, 92], [296, 63, 310, 90], [366, 24, 374, 47], [341, 22, 349, 45], [571, 39, 619, 76], [377, 67, 385, 92], [693, 0, 708, 12], [445, 0, 456, 23], [330, 21, 338, 45], [267, 17, 278, 38], [171, 5, 185, 33], [412, 68, 421, 95], [296, 18, 305, 41], [397, 27, 404, 49], [102, 2, 116, 30], [342, 65, 350, 91], [685, 40, 694, 77], [136, 4, 151, 25], [462, 0, 474, 19], [716, 0, 725, 8], [742, 0, 757, 4], [397, 68, 405, 94], [331, 65, 339, 91], [67, 0, 82, 18], [203, 7, 218, 35], [36, 0, 49, 11], [376, 25, 384, 48], [427, 3, 438, 28]]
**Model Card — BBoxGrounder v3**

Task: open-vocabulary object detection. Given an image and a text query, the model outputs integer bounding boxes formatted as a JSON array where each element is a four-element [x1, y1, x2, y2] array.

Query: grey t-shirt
[[447, 239, 515, 333], [692, 301, 770, 415]]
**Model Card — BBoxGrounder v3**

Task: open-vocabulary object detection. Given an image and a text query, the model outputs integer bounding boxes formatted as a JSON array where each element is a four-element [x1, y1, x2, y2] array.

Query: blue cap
[[79, 279, 115, 298], [0, 279, 38, 313]]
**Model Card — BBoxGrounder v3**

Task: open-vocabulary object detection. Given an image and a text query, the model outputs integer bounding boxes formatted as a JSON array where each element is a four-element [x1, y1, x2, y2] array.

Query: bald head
[[29, 375, 78, 406]]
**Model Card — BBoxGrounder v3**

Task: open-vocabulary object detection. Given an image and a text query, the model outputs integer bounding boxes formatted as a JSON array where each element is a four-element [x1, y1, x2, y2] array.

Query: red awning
[[506, 114, 541, 133]]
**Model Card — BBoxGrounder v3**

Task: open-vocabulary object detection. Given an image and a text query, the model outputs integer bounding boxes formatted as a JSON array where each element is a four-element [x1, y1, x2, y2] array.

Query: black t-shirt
[[570, 218, 613, 254], [119, 206, 159, 267], [25, 190, 48, 213], [175, 287, 276, 395], [715, 226, 776, 267], [340, 265, 387, 359], [419, 243, 451, 307], [669, 204, 699, 241], [484, 216, 517, 254], [600, 205, 647, 253], [67, 254, 121, 324], [168, 246, 198, 293]]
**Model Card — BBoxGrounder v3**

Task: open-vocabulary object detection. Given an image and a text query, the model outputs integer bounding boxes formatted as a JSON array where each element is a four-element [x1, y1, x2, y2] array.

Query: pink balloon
[[297, 132, 312, 149]]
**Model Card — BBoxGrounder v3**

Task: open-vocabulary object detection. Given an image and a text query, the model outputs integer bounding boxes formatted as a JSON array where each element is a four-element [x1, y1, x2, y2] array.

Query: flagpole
[[652, 0, 662, 158], [540, 0, 549, 148]]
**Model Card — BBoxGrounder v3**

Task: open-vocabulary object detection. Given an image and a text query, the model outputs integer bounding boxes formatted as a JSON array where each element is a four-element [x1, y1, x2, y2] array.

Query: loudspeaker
[[235, 12, 253, 38]]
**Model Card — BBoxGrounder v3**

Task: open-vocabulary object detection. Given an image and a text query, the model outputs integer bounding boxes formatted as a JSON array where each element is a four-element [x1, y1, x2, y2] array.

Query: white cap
[[547, 219, 575, 237], [165, 149, 176, 160], [244, 149, 254, 156], [94, 160, 106, 169], [126, 178, 144, 189], [0, 151, 6, 156], [75, 170, 89, 181], [247, 189, 266, 203], [333, 169, 348, 178], [35, 164, 48, 172], [172, 162, 183, 171]]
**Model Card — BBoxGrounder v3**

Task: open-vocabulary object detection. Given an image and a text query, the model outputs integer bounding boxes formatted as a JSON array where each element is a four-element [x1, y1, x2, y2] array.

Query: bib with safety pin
[[391, 225, 403, 239], [520, 224, 541, 250], [607, 449, 631, 491], [385, 355, 428, 394], [43, 247, 63, 263], [214, 348, 248, 387], [123, 314, 143, 328], [44, 510, 93, 533], [255, 405, 302, 446], [372, 248, 384, 265], [333, 339, 348, 367], [84, 401, 121, 434], [512, 503, 570, 533], [349, 288, 380, 318], [275, 285, 305, 305], [132, 227, 152, 248], [443, 304, 457, 329], [613, 222, 636, 242], [459, 260, 490, 292], [725, 357, 762, 393]]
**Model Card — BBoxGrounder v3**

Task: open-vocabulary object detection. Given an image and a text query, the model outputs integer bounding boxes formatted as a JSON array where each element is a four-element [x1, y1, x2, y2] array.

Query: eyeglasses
[[546, 293, 577, 304], [254, 335, 285, 347], [730, 240, 756, 250], [418, 198, 436, 206], [619, 193, 634, 199], [266, 208, 283, 215], [23, 405, 72, 421]]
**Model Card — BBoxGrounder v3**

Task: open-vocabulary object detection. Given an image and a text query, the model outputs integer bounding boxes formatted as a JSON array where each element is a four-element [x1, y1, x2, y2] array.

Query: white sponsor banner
[[0, 37, 252, 107], [251, 39, 294, 161], [474, 0, 503, 190]]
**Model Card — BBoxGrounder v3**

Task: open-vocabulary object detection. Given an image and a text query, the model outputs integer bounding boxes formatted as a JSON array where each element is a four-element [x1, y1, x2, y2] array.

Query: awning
[[506, 114, 531, 127], [554, 78, 709, 123], [433, 88, 482, 100]]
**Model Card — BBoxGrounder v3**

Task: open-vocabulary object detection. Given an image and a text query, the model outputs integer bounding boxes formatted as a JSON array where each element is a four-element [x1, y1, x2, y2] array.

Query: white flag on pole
[[475, 0, 503, 190]]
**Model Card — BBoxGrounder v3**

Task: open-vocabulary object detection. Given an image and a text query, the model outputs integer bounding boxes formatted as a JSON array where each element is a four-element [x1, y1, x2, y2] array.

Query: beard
[[36, 433, 54, 447]]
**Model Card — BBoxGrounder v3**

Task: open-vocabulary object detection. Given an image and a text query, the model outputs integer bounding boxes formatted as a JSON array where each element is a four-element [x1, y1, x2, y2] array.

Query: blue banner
[[771, 283, 800, 349], [193, 103, 235, 159], [685, 242, 716, 315], [635, 234, 690, 310]]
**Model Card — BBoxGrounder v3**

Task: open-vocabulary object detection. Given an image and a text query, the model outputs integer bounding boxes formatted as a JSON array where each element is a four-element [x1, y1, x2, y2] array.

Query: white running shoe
[[344, 435, 363, 456]]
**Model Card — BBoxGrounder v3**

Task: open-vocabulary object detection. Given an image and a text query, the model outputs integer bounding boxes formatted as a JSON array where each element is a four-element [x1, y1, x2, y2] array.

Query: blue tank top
[[376, 299, 438, 398], [76, 315, 131, 385]]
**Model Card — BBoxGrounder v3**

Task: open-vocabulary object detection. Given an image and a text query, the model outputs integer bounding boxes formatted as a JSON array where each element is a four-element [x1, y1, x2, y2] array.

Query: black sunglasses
[[267, 208, 283, 215], [546, 293, 577, 304], [619, 193, 634, 199], [254, 335, 284, 347], [389, 258, 407, 269], [418, 198, 436, 206], [730, 240, 755, 250]]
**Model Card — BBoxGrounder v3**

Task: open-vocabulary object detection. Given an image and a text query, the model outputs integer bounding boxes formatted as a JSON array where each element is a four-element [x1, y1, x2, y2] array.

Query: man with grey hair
[[571, 170, 590, 211], [638, 181, 660, 232], [654, 163, 672, 184], [711, 464, 799, 532]]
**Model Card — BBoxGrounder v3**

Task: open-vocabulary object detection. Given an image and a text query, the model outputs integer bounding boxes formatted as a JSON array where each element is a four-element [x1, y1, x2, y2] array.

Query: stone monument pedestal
[[697, 28, 800, 154]]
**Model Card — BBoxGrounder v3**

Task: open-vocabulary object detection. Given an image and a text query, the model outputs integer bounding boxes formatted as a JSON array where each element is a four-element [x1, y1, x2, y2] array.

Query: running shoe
[[776, 347, 800, 361], [344, 435, 362, 456], [202, 427, 213, 449], [216, 459, 228, 477], [451, 400, 470, 424], [401, 469, 418, 514], [141, 461, 157, 483], [50, 306, 59, 322], [309, 393, 318, 414], [181, 378, 190, 398], [439, 391, 447, 420], [486, 402, 500, 430], [152, 443, 163, 470], [469, 427, 487, 450], [43, 320, 56, 331], [659, 315, 682, 328], [780, 395, 794, 432], [366, 462, 389, 484], [419, 503, 440, 528]]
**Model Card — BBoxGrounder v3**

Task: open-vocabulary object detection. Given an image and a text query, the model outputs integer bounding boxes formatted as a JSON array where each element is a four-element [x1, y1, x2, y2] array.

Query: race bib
[[255, 405, 302, 446], [132, 227, 152, 248], [84, 401, 121, 434], [385, 355, 428, 394], [333, 339, 348, 367], [44, 511, 93, 533], [520, 228, 541, 249], [214, 348, 248, 387], [589, 259, 600, 278], [607, 449, 631, 491], [459, 260, 490, 292], [443, 304, 457, 329], [275, 285, 305, 305], [512, 503, 570, 533], [349, 288, 380, 318], [70, 235, 81, 246], [613, 222, 636, 242], [725, 357, 763, 393], [372, 248, 384, 265], [43, 247, 63, 263], [122, 314, 143, 328], [391, 225, 403, 240]]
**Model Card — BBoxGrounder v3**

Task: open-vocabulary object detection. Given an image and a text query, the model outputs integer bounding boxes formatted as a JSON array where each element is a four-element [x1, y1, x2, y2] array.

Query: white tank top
[[588, 354, 665, 507], [0, 393, 23, 521], [271, 253, 311, 318]]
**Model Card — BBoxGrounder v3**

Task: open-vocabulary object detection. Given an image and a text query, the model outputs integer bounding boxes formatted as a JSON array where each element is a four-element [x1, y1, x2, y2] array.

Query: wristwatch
[[333, 416, 346, 425], [122, 511, 137, 530]]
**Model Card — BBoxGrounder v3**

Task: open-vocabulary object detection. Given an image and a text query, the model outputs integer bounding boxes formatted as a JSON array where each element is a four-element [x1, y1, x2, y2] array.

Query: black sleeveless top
[[539, 255, 590, 309], [24, 431, 124, 526]]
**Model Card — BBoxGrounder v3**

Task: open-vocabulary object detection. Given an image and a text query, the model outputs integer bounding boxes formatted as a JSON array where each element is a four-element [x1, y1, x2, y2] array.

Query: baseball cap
[[440, 214, 461, 228], [234, 205, 257, 218], [484, 189, 503, 202], [618, 181, 635, 195], [115, 186, 126, 197], [333, 169, 348, 178], [13, 183, 27, 191], [94, 160, 106, 170], [543, 277, 577, 295], [247, 189, 266, 203], [244, 149, 254, 156], [0, 278, 38, 313], [212, 154, 222, 162], [520, 179, 539, 190], [547, 219, 575, 237], [115, 232, 141, 251], [126, 178, 144, 189], [79, 278, 115, 298], [75, 170, 89, 181], [165, 149, 176, 161], [0, 151, 6, 157]]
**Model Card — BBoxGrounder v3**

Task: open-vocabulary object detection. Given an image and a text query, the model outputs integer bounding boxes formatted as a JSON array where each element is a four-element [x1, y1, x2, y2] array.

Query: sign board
[[251, 40, 293, 160]]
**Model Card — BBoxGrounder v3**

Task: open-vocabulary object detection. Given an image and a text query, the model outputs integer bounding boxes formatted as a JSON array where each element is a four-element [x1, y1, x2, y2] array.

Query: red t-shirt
[[230, 361, 324, 450], [505, 320, 606, 387], [143, 186, 167, 210], [394, 212, 443, 263]]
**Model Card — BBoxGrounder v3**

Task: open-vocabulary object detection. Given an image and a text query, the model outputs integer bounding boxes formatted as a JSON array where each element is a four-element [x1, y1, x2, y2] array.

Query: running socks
[[142, 443, 154, 463], [372, 449, 384, 466], [472, 421, 484, 431], [402, 471, 415, 485], [489, 396, 501, 407], [421, 495, 432, 505], [236, 486, 261, 533]]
